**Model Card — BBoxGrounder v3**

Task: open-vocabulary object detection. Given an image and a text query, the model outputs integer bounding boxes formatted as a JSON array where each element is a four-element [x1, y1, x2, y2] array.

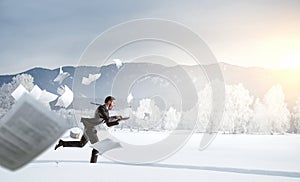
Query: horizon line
[[1, 61, 297, 76]]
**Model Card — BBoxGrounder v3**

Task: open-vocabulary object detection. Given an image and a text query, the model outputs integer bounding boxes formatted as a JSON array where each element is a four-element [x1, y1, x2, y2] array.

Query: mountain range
[[0, 62, 299, 110]]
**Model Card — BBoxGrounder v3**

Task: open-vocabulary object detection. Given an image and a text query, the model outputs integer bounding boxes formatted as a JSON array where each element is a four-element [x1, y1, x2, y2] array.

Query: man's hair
[[104, 96, 115, 103]]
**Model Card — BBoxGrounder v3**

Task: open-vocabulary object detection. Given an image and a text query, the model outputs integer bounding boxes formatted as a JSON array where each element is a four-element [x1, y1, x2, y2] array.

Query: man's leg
[[54, 134, 88, 150], [90, 149, 99, 163]]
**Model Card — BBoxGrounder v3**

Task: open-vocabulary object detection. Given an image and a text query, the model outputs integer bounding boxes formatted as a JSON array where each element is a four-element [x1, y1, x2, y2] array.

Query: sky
[[1, 0, 300, 74]]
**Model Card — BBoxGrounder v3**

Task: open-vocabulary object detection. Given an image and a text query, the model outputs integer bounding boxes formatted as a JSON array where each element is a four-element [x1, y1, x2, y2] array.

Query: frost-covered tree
[[197, 83, 212, 132], [263, 84, 290, 134], [163, 106, 181, 130], [248, 98, 269, 133], [293, 97, 300, 133], [11, 74, 34, 91], [197, 80, 226, 133], [250, 84, 290, 134], [117, 107, 140, 131], [0, 74, 34, 113], [181, 105, 199, 130], [0, 82, 14, 112], [133, 98, 162, 130], [222, 84, 253, 134]]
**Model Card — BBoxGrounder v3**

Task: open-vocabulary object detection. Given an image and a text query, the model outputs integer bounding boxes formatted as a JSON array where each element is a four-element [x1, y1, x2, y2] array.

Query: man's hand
[[113, 115, 129, 122]]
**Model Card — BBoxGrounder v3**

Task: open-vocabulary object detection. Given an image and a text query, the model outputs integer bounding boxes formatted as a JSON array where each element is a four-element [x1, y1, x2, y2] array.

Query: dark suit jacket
[[97, 104, 120, 127], [80, 104, 119, 144]]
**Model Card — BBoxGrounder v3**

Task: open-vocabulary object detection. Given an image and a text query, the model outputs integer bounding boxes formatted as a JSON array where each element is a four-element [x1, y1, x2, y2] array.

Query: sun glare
[[280, 52, 300, 69], [257, 36, 300, 70]]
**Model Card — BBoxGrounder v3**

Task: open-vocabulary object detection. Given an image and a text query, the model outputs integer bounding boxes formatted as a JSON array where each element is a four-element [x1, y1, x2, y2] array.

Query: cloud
[[1, 0, 300, 73], [0, 0, 155, 74]]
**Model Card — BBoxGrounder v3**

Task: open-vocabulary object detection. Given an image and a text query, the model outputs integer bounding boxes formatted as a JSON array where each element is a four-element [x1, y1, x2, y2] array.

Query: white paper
[[79, 92, 87, 98], [11, 84, 29, 101], [38, 90, 58, 110], [12, 84, 58, 110], [29, 85, 42, 100], [127, 92, 133, 103], [56, 85, 65, 95], [0, 94, 68, 171], [53, 66, 70, 84], [55, 85, 73, 108], [91, 138, 122, 155], [30, 85, 58, 110], [113, 59, 123, 69], [81, 73, 101, 85]]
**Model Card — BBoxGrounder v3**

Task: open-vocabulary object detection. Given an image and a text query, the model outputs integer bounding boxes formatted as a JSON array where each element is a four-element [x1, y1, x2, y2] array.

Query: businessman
[[54, 96, 124, 163]]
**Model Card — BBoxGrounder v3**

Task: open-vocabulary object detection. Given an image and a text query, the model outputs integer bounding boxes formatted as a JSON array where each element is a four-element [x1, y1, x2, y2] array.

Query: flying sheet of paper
[[79, 93, 87, 98], [53, 66, 70, 84], [127, 92, 133, 103], [0, 94, 68, 171], [12, 84, 58, 110], [31, 85, 58, 110], [29, 85, 42, 100], [57, 85, 65, 95], [91, 138, 122, 155], [113, 59, 122, 69], [38, 90, 58, 109], [81, 73, 101, 85], [55, 85, 73, 108], [11, 84, 29, 101]]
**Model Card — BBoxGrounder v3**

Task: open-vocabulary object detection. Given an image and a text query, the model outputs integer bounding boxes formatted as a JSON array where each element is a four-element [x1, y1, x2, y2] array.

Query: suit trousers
[[61, 135, 99, 163]]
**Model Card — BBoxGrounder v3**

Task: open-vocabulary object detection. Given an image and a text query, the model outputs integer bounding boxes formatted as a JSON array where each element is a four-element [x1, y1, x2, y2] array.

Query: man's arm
[[98, 106, 119, 127], [106, 120, 119, 127]]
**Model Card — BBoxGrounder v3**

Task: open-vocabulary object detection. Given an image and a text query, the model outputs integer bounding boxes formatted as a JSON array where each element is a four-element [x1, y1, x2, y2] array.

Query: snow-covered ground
[[1, 132, 300, 182]]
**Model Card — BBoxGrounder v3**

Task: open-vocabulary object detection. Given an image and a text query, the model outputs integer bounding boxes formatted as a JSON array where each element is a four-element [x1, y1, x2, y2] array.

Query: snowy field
[[1, 132, 300, 182]]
